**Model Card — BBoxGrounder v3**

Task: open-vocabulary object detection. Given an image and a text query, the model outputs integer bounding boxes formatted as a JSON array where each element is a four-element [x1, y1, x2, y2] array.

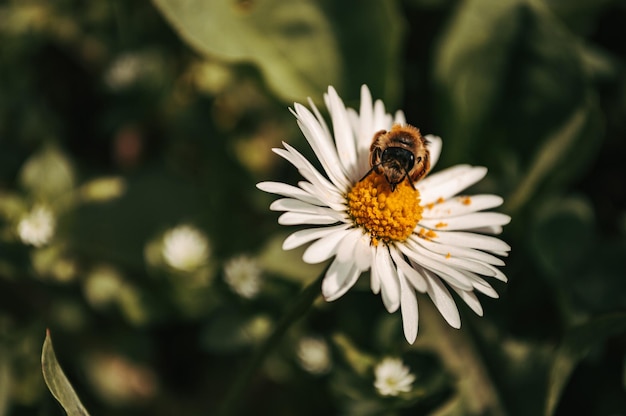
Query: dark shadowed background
[[1, 0, 625, 415]]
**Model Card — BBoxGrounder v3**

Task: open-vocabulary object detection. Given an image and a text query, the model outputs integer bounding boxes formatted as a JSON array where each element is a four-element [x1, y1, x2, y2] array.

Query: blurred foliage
[[152, 0, 405, 104], [0, 0, 625, 415], [41, 331, 89, 416]]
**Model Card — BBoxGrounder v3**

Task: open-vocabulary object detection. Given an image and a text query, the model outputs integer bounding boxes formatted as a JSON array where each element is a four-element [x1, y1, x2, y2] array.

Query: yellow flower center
[[347, 174, 423, 246]]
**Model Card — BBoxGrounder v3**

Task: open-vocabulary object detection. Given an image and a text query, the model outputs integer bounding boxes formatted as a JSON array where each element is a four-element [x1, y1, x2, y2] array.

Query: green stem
[[216, 272, 324, 416]]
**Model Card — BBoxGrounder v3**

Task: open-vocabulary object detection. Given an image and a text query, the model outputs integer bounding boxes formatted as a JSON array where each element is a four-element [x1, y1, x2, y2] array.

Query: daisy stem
[[216, 271, 324, 416]]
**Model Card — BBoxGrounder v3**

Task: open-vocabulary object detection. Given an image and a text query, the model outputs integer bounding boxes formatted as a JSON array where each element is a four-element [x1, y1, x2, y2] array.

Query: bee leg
[[359, 166, 377, 183], [405, 173, 416, 189]]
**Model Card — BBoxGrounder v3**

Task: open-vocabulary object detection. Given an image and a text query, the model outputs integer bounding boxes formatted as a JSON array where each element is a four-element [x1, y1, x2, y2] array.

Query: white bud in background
[[17, 205, 56, 247], [223, 254, 263, 299], [374, 357, 415, 396], [162, 225, 210, 272]]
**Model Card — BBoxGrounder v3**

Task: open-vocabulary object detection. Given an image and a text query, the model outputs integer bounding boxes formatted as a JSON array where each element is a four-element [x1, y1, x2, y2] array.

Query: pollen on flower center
[[347, 174, 423, 246]]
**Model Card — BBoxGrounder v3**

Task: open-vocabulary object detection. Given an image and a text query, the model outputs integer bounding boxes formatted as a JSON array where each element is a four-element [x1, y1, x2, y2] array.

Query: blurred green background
[[1, 0, 625, 415]]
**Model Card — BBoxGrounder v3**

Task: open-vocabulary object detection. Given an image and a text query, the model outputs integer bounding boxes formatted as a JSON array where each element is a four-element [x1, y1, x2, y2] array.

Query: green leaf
[[545, 313, 626, 416], [568, 239, 626, 314], [41, 330, 90, 416], [506, 99, 602, 212], [152, 0, 343, 102], [433, 0, 526, 162], [543, 0, 614, 35], [529, 195, 595, 278], [0, 346, 10, 416], [434, 0, 603, 195], [201, 309, 272, 353], [414, 300, 508, 415], [331, 332, 376, 376], [258, 233, 326, 283], [322, 0, 405, 105], [529, 196, 626, 315], [0, 191, 26, 220], [152, 0, 404, 104]]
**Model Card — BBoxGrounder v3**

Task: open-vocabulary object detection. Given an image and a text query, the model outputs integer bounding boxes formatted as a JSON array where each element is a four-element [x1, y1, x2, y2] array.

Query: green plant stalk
[[217, 271, 324, 416]]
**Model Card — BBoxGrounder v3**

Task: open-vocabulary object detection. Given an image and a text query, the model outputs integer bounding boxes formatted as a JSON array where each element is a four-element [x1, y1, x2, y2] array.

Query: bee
[[362, 124, 430, 191]]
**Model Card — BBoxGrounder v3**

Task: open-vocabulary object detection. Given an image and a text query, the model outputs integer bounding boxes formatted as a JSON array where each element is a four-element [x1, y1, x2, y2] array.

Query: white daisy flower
[[374, 357, 415, 396], [17, 205, 56, 247], [223, 254, 263, 299], [162, 224, 210, 272], [257, 85, 511, 344]]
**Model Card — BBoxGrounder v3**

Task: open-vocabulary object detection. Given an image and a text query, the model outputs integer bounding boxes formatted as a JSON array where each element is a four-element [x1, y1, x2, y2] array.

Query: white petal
[[358, 85, 374, 135], [326, 87, 358, 181], [306, 97, 331, 141], [425, 272, 461, 329], [431, 230, 511, 253], [302, 227, 350, 263], [399, 271, 419, 344], [417, 164, 472, 193], [375, 247, 400, 313], [424, 135, 442, 172], [422, 194, 504, 219], [418, 166, 487, 204], [419, 212, 511, 231], [409, 235, 505, 266], [336, 228, 363, 264], [273, 145, 344, 206], [355, 85, 375, 174], [353, 233, 374, 271], [389, 247, 428, 292], [398, 242, 474, 291], [278, 211, 344, 226], [322, 259, 361, 301], [469, 274, 500, 298], [283, 223, 351, 250], [279, 142, 346, 199], [482, 263, 509, 283], [393, 110, 406, 125], [292, 122, 345, 189], [409, 236, 499, 277], [460, 270, 500, 298], [256, 181, 323, 206], [370, 245, 380, 294], [347, 107, 369, 174], [451, 287, 483, 316], [372, 99, 392, 131], [297, 181, 346, 212], [472, 225, 505, 235], [293, 104, 350, 189], [270, 198, 324, 213]]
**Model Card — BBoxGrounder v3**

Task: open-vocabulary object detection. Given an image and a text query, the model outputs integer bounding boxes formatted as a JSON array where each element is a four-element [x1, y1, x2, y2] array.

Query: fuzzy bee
[[363, 124, 430, 191]]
